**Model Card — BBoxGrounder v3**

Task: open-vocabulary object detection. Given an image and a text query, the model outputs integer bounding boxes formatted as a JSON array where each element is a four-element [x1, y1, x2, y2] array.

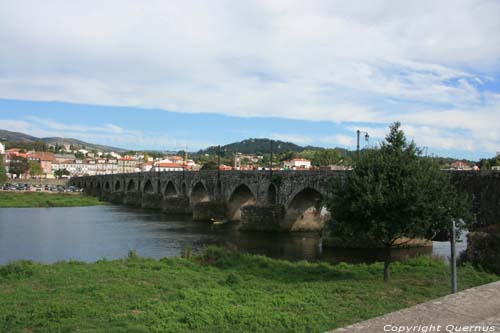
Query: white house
[[0, 142, 4, 154], [282, 158, 312, 170]]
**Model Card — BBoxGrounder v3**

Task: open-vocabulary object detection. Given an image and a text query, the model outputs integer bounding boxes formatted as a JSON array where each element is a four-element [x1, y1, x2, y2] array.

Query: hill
[[0, 130, 126, 152], [197, 138, 325, 155]]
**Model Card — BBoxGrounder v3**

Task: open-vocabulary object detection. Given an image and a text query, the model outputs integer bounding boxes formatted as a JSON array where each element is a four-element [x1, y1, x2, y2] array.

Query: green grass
[[0, 191, 105, 208], [0, 247, 498, 333]]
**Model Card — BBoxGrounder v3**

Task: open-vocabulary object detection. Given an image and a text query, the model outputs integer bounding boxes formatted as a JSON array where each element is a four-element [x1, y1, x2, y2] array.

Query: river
[[0, 205, 466, 265]]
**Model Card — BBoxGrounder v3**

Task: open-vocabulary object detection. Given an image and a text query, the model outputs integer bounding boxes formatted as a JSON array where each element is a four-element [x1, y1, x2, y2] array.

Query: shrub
[[0, 260, 35, 279]]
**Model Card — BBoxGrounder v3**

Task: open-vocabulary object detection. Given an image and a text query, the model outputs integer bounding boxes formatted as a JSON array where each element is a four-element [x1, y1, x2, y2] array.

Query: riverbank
[[0, 192, 105, 207], [0, 247, 497, 332]]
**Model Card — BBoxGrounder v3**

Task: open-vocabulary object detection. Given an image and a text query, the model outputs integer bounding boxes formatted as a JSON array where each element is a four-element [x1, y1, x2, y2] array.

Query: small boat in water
[[210, 218, 230, 225]]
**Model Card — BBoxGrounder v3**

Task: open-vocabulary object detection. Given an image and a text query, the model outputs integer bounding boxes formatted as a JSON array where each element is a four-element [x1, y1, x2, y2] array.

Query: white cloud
[[0, 116, 214, 150], [0, 1, 499, 154]]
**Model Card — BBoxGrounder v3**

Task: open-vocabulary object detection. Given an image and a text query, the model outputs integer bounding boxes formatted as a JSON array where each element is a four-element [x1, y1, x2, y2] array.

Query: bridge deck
[[330, 281, 500, 332]]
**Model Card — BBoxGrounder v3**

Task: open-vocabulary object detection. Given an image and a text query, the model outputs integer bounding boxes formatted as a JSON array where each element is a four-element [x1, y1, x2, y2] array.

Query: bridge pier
[[141, 193, 163, 209], [162, 197, 191, 214], [239, 204, 285, 231], [192, 201, 226, 221], [107, 192, 125, 204], [123, 192, 142, 207]]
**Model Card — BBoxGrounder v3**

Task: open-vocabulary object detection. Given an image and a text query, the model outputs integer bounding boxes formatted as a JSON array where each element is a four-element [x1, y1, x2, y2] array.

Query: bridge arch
[[285, 187, 328, 231], [227, 184, 256, 221], [157, 179, 161, 194], [165, 181, 177, 197], [126, 179, 136, 192], [191, 181, 209, 203], [96, 182, 101, 191], [267, 184, 277, 204], [115, 180, 121, 191], [144, 179, 154, 193]]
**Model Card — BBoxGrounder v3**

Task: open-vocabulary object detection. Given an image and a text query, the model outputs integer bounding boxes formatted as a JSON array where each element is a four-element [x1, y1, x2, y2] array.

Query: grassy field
[[0, 247, 498, 333], [0, 191, 105, 208]]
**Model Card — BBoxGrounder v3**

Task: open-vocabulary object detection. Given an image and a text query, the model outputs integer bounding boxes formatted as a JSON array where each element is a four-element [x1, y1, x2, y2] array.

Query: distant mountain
[[197, 138, 325, 155], [0, 130, 126, 152]]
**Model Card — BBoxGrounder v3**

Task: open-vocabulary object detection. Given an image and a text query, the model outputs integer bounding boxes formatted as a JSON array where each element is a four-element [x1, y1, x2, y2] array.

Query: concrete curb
[[330, 281, 500, 332]]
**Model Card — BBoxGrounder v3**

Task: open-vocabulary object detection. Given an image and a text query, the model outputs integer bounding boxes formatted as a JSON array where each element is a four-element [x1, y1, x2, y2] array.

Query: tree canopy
[[0, 157, 7, 183], [54, 169, 70, 178], [8, 156, 30, 178], [29, 161, 43, 176], [328, 122, 471, 281]]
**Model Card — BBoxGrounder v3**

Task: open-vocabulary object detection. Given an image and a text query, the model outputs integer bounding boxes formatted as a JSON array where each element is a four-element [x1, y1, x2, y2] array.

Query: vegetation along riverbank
[[0, 191, 105, 208], [0, 247, 498, 332]]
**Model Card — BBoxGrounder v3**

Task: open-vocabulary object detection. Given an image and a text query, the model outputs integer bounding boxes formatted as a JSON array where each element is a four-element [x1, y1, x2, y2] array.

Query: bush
[[0, 261, 35, 279]]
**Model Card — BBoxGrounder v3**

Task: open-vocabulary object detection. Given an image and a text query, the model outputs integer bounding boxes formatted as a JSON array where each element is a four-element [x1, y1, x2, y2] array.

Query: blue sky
[[0, 1, 499, 160]]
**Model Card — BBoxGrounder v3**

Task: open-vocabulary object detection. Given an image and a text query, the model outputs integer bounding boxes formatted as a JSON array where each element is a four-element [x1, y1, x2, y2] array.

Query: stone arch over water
[[267, 184, 277, 204], [285, 187, 328, 231], [165, 181, 177, 197], [191, 181, 209, 203], [143, 179, 154, 193], [227, 184, 256, 221], [115, 180, 121, 191], [127, 179, 135, 192]]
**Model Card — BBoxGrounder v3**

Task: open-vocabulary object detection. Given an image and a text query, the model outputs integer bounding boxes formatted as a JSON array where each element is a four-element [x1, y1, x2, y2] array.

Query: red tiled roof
[[28, 152, 56, 161], [155, 163, 185, 168]]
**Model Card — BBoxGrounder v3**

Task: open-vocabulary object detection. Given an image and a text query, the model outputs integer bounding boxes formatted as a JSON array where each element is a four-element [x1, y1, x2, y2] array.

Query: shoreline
[[0, 191, 105, 208]]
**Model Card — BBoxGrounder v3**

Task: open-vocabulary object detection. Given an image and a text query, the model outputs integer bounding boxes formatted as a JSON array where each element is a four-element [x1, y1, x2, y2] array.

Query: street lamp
[[356, 130, 370, 158], [217, 145, 221, 181], [269, 140, 273, 178]]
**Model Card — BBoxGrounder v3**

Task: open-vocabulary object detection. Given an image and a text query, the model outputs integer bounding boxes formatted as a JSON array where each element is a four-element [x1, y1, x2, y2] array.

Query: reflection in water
[[0, 206, 464, 265]]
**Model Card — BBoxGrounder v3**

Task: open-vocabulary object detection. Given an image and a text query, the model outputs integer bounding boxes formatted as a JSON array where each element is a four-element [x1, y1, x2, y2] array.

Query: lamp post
[[451, 220, 457, 294], [217, 145, 221, 181], [269, 140, 273, 179], [356, 130, 370, 158]]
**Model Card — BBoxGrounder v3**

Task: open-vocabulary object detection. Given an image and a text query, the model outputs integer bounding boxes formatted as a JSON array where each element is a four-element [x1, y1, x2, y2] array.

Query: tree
[[74, 151, 85, 159], [54, 168, 70, 178], [0, 157, 7, 183], [29, 161, 43, 177], [328, 122, 471, 281], [200, 160, 218, 170], [143, 152, 149, 162], [8, 156, 30, 179]]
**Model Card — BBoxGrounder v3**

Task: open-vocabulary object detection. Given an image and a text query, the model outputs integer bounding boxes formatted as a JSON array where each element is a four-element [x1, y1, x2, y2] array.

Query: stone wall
[[461, 226, 500, 275], [192, 201, 226, 221], [239, 204, 285, 231]]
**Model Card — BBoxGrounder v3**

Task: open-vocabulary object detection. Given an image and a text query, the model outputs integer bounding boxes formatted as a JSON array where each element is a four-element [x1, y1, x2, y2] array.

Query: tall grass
[[0, 247, 497, 332]]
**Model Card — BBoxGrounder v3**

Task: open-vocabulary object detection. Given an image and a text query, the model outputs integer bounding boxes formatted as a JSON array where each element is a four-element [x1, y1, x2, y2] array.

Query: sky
[[0, 0, 499, 159]]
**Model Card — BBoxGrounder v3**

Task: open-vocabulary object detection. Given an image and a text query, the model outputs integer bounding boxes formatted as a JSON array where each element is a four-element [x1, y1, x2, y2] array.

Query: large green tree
[[328, 123, 471, 281], [8, 156, 30, 179], [29, 161, 43, 177], [0, 156, 7, 183], [54, 168, 70, 179]]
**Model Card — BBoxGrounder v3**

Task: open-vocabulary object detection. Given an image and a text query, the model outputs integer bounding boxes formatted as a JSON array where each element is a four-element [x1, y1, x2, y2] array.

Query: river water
[[0, 206, 466, 265]]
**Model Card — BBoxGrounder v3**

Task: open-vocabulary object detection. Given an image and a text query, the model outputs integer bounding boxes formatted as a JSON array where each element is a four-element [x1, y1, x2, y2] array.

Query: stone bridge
[[71, 170, 500, 232]]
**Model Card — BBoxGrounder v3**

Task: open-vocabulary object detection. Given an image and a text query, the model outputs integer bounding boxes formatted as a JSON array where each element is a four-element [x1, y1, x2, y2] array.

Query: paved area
[[330, 281, 500, 333]]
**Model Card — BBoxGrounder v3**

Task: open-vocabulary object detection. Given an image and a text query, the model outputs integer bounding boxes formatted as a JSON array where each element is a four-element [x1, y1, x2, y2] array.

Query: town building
[[117, 156, 140, 173], [282, 158, 312, 170], [27, 152, 56, 177], [153, 162, 186, 172]]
